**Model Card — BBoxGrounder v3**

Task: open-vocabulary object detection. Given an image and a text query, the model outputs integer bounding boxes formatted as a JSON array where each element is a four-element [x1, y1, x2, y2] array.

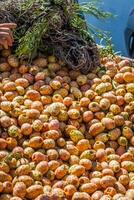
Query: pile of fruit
[[0, 49, 134, 200]]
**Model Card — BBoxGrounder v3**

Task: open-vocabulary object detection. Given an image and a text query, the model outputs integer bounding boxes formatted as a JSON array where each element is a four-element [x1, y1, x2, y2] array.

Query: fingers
[[0, 38, 8, 49], [0, 23, 16, 49], [0, 32, 13, 49], [0, 23, 17, 29], [3, 41, 8, 50], [0, 27, 14, 42], [0, 32, 13, 46]]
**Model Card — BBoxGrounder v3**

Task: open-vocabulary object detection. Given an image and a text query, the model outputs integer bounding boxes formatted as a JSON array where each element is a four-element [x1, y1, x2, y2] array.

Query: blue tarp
[[80, 0, 134, 57]]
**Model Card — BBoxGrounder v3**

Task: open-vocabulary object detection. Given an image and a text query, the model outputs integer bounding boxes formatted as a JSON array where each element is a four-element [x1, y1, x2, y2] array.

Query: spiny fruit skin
[[0, 50, 134, 199]]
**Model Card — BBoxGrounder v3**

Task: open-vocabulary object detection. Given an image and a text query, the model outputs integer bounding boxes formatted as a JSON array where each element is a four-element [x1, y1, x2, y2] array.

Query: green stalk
[[16, 18, 48, 59]]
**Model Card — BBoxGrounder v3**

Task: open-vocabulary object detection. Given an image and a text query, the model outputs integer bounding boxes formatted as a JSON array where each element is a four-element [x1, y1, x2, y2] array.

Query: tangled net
[[0, 0, 100, 73]]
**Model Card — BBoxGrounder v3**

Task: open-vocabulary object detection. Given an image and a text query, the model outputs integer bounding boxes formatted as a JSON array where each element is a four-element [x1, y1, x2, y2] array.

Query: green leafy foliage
[[0, 0, 114, 71], [16, 18, 48, 59], [74, 1, 112, 19]]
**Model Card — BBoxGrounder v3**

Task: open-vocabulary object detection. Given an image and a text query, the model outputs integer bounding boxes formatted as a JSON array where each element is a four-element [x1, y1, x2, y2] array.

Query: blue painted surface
[[80, 0, 134, 56]]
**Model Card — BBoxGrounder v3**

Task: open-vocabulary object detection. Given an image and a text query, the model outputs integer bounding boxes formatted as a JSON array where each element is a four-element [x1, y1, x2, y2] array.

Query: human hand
[[0, 23, 17, 49]]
